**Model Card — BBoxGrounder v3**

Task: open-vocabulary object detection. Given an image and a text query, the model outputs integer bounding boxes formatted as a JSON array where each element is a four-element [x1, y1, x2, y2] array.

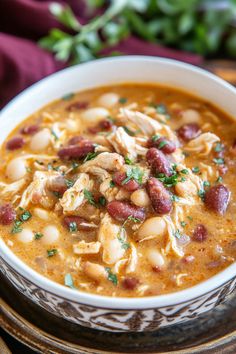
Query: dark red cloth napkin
[[0, 0, 203, 109]]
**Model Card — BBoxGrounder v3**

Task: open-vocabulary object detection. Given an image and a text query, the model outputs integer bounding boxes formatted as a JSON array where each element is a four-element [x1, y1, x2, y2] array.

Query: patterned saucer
[[1, 272, 236, 354]]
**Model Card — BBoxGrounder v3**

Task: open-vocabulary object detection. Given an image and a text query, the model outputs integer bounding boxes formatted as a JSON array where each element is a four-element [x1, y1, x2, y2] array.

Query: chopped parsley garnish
[[180, 177, 186, 182], [105, 267, 118, 285], [62, 92, 75, 101], [187, 215, 193, 221], [52, 191, 62, 198], [47, 249, 58, 257], [117, 227, 130, 250], [123, 126, 137, 136], [192, 166, 200, 174], [19, 209, 32, 222], [198, 189, 206, 201], [26, 167, 32, 173], [216, 176, 223, 183], [158, 140, 168, 149], [72, 161, 79, 170], [124, 156, 133, 165], [107, 115, 116, 123], [203, 181, 211, 188], [180, 221, 187, 227], [35, 160, 44, 165], [214, 142, 223, 152], [11, 220, 23, 234], [122, 167, 144, 185], [180, 169, 189, 175], [47, 163, 60, 171], [156, 103, 167, 115], [174, 229, 182, 239], [151, 134, 160, 142], [34, 232, 44, 240], [213, 158, 225, 165], [171, 194, 180, 202], [119, 97, 127, 104], [83, 151, 99, 162], [64, 273, 76, 289], [98, 196, 106, 207], [51, 129, 59, 141], [69, 222, 77, 232], [157, 172, 178, 188], [65, 179, 75, 189], [83, 189, 96, 206], [127, 216, 141, 223], [109, 180, 115, 188]]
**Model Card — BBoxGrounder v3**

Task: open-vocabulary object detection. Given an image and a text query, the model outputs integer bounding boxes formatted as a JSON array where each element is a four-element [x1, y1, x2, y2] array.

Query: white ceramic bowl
[[1, 56, 236, 332]]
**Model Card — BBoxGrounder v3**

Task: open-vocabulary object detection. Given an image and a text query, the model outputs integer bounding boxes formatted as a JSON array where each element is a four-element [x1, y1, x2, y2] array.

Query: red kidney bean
[[148, 136, 176, 154], [20, 125, 39, 135], [146, 148, 172, 176], [47, 176, 67, 195], [0, 204, 16, 225], [177, 123, 200, 142], [107, 201, 145, 222], [122, 277, 139, 290], [6, 136, 25, 150], [146, 177, 172, 215], [204, 184, 230, 215], [67, 136, 85, 145], [229, 139, 236, 156], [66, 101, 88, 111], [58, 139, 95, 160], [88, 119, 113, 134], [63, 216, 92, 231], [112, 172, 140, 192], [192, 224, 208, 242]]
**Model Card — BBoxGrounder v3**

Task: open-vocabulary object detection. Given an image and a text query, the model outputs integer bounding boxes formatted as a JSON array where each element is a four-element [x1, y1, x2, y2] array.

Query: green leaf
[[122, 166, 144, 185], [49, 3, 81, 31], [69, 222, 77, 232], [98, 196, 106, 206], [83, 189, 96, 206], [124, 156, 133, 165], [47, 249, 58, 257], [62, 92, 75, 101], [34, 232, 44, 240], [84, 152, 99, 162], [105, 267, 118, 285], [64, 273, 76, 289], [19, 209, 32, 222], [11, 220, 23, 234], [213, 158, 225, 165], [65, 179, 75, 189]]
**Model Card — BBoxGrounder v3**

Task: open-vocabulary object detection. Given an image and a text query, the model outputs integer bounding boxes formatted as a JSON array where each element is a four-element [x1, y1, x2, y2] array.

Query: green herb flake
[[69, 222, 77, 232], [213, 158, 225, 165], [180, 221, 187, 227], [124, 155, 133, 165], [47, 249, 58, 257], [171, 194, 180, 202], [157, 172, 178, 188], [156, 103, 167, 115], [34, 232, 44, 240], [123, 126, 136, 136], [214, 142, 223, 152], [98, 196, 106, 207], [109, 180, 115, 188], [122, 167, 144, 185], [198, 189, 206, 201], [180, 169, 189, 175], [65, 179, 75, 189], [71, 161, 79, 170], [11, 220, 23, 234], [83, 189, 96, 206], [174, 229, 182, 239], [203, 181, 211, 188], [83, 151, 99, 162], [192, 166, 200, 174], [52, 191, 62, 199], [119, 97, 127, 104], [105, 267, 118, 285], [187, 216, 193, 221], [51, 129, 59, 141], [19, 209, 32, 222], [216, 176, 223, 183], [64, 273, 76, 289], [127, 216, 141, 223], [62, 92, 75, 101], [151, 134, 160, 142], [158, 140, 168, 149]]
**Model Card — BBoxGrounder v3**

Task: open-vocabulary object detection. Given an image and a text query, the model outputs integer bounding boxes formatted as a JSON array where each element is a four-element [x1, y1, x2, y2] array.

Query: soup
[[1, 83, 236, 297]]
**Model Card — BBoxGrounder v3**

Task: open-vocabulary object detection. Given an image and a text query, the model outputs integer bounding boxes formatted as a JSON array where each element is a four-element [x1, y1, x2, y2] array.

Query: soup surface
[[1, 83, 236, 297]]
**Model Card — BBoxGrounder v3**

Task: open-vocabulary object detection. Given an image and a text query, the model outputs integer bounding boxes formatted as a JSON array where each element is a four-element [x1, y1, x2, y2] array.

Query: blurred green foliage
[[39, 0, 236, 64]]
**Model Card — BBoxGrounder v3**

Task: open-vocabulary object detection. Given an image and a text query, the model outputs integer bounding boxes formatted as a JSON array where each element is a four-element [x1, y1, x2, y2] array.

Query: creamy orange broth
[[1, 83, 236, 297]]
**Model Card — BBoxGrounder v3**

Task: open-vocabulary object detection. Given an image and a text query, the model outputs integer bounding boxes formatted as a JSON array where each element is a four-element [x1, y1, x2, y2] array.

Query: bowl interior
[[1, 56, 236, 309]]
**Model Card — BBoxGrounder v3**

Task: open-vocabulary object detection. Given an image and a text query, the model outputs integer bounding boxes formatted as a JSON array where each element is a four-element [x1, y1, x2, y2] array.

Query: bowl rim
[[1, 55, 236, 310]]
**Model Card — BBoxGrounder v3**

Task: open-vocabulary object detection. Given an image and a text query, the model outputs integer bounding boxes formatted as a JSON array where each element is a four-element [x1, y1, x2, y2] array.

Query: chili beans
[[204, 184, 230, 215], [6, 136, 25, 150], [177, 123, 200, 141], [148, 136, 176, 154], [58, 139, 95, 160], [192, 224, 208, 242], [146, 148, 172, 176], [122, 277, 139, 290], [0, 204, 16, 225], [107, 200, 145, 222], [146, 177, 172, 215], [20, 125, 39, 135], [66, 101, 88, 111], [63, 216, 95, 231], [112, 171, 140, 191]]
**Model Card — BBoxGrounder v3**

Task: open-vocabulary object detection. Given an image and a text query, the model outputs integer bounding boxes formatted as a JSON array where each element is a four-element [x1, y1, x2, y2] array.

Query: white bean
[[146, 249, 165, 268], [81, 107, 109, 123], [66, 119, 80, 132], [42, 225, 60, 244], [33, 208, 49, 220], [97, 93, 119, 108], [17, 229, 34, 243], [6, 158, 26, 181], [131, 189, 150, 207], [137, 217, 166, 241], [30, 128, 51, 151], [83, 261, 107, 281], [181, 109, 201, 124]]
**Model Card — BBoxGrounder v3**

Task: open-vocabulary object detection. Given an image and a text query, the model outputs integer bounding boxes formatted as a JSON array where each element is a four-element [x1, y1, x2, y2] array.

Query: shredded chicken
[[126, 243, 138, 273], [99, 178, 119, 202], [162, 216, 184, 258], [98, 213, 126, 264], [107, 127, 147, 161], [184, 132, 220, 156], [73, 241, 101, 255], [0, 179, 26, 199], [60, 173, 92, 213], [80, 152, 124, 173]]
